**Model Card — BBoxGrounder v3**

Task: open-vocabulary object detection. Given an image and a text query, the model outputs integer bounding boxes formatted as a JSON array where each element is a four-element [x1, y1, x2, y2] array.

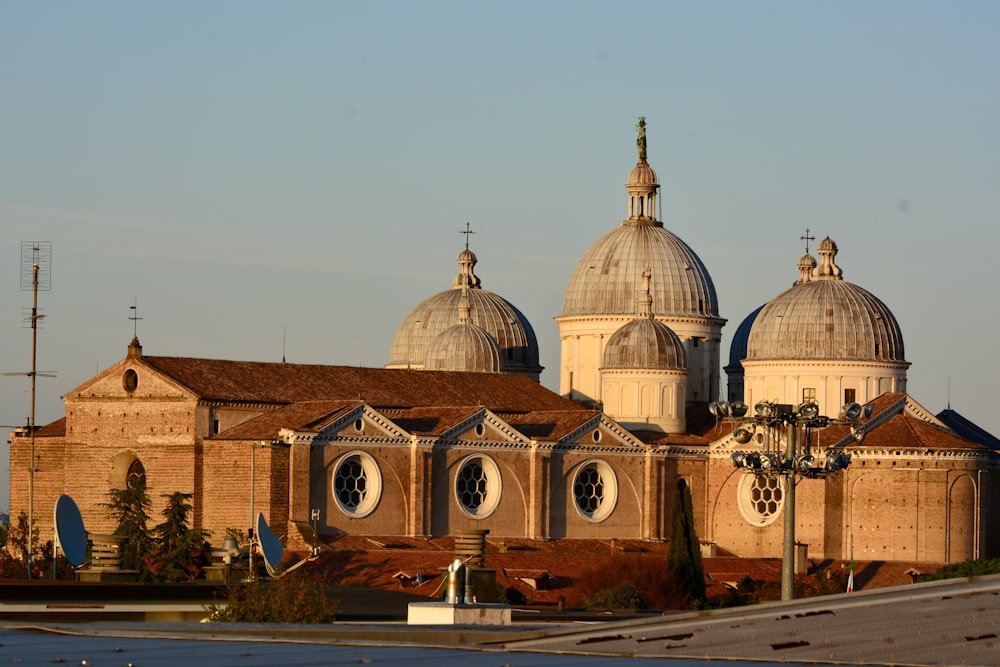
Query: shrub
[[584, 581, 646, 609], [206, 571, 339, 623], [925, 558, 1000, 581]]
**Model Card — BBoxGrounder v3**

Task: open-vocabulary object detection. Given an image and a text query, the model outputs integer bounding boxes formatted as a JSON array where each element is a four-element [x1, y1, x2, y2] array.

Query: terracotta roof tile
[[380, 406, 483, 436], [505, 410, 601, 440], [214, 400, 360, 440], [141, 357, 579, 413]]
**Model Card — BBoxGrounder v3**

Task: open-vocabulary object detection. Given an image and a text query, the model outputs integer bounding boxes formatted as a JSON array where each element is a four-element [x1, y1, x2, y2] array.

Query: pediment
[[64, 358, 195, 402]]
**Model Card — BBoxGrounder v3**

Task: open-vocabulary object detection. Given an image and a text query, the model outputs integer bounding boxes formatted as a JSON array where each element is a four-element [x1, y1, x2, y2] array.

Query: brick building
[[8, 120, 1000, 563]]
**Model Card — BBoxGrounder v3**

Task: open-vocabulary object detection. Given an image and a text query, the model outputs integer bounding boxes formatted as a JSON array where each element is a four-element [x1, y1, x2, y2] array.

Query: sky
[[2, 1, 998, 512]]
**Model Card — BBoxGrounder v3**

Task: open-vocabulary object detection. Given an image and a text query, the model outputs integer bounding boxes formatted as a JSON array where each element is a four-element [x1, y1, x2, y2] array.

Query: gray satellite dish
[[255, 511, 285, 577], [54, 494, 87, 568]]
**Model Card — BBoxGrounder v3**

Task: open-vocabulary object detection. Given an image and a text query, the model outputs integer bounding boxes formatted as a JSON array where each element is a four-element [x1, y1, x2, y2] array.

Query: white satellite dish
[[254, 511, 315, 578], [54, 494, 87, 569]]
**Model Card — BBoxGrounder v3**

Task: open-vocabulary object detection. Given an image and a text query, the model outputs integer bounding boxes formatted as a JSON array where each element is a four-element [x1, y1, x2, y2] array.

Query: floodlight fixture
[[733, 427, 754, 444], [730, 400, 749, 418], [755, 401, 776, 418], [798, 402, 819, 420], [842, 402, 863, 420], [795, 454, 815, 471], [731, 451, 746, 468]]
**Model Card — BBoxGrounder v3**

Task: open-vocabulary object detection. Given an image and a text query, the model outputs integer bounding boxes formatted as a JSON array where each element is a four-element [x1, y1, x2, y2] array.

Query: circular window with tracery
[[738, 473, 784, 526], [572, 459, 618, 522], [455, 455, 501, 518], [332, 451, 382, 518]]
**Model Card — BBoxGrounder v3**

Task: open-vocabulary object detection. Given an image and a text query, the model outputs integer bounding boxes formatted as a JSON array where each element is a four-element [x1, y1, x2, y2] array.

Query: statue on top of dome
[[636, 116, 647, 160]]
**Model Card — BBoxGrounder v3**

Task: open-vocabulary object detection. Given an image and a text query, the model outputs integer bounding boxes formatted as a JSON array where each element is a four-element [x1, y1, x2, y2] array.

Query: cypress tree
[[668, 479, 705, 604]]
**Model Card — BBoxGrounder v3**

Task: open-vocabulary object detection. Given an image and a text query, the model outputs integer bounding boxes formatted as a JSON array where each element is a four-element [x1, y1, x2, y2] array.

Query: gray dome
[[725, 304, 765, 373], [389, 251, 541, 377], [561, 222, 720, 318], [424, 323, 503, 373], [603, 317, 686, 370], [746, 238, 905, 362]]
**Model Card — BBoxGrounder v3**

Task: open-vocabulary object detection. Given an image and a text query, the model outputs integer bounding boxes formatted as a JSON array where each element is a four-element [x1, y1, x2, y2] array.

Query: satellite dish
[[54, 494, 87, 568], [255, 511, 285, 577]]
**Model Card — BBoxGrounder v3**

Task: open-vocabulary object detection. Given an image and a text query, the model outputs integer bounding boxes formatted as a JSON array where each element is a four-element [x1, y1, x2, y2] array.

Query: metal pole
[[249, 442, 256, 581], [781, 421, 797, 601], [27, 260, 38, 580]]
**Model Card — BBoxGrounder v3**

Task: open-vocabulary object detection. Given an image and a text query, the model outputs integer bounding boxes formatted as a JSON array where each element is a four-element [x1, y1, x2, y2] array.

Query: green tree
[[148, 491, 210, 582], [0, 511, 39, 578], [102, 477, 154, 580], [668, 479, 705, 605]]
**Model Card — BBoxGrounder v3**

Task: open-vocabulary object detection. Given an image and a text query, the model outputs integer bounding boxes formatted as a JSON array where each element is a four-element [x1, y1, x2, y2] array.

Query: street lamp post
[[711, 399, 869, 601]]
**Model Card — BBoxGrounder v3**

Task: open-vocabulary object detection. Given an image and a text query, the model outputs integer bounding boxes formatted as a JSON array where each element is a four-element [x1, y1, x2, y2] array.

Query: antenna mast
[[21, 242, 51, 579]]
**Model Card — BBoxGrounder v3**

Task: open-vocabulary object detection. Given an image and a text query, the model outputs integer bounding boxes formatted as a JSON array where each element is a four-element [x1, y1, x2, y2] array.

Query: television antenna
[[1, 242, 56, 579]]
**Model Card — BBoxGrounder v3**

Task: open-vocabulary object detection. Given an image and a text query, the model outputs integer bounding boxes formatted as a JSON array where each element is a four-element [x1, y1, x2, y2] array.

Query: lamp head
[[842, 402, 863, 420], [798, 402, 819, 420], [733, 427, 754, 444], [731, 451, 746, 468], [796, 454, 815, 471], [730, 400, 749, 418], [755, 401, 776, 419]]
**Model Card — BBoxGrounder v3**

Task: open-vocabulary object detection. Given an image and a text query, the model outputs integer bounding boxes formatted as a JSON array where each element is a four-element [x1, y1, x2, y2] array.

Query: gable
[[64, 358, 195, 403]]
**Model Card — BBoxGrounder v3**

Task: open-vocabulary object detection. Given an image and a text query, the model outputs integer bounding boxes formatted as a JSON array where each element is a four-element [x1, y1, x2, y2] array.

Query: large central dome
[[562, 223, 719, 317], [556, 118, 725, 405]]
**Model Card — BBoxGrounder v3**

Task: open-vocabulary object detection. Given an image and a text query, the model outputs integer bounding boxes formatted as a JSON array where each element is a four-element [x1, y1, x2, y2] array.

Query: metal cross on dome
[[460, 222, 476, 251]]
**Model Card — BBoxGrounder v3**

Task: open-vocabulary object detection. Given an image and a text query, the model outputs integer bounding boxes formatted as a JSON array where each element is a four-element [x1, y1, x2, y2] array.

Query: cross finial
[[800, 228, 816, 254], [460, 222, 476, 251], [129, 298, 143, 338]]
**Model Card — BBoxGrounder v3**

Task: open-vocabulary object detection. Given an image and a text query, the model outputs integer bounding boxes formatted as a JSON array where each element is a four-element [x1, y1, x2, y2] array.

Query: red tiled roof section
[[505, 410, 601, 440], [852, 414, 991, 451], [214, 400, 361, 440], [141, 357, 579, 413], [380, 406, 484, 436], [10, 417, 66, 438]]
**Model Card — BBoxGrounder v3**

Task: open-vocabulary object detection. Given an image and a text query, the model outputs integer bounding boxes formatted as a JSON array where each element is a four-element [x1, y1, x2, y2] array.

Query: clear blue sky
[[2, 1, 998, 511]]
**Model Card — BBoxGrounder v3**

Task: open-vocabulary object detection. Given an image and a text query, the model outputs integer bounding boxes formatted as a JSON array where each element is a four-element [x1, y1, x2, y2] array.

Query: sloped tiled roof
[[10, 417, 66, 439], [380, 406, 484, 436], [936, 409, 1000, 450], [213, 400, 360, 440], [140, 357, 577, 413], [505, 410, 601, 440]]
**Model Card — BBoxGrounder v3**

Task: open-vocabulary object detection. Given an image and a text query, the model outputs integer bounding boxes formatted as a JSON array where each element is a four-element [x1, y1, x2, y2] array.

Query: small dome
[[603, 317, 686, 370], [746, 239, 905, 362], [389, 250, 541, 377], [424, 323, 503, 373], [627, 159, 658, 187]]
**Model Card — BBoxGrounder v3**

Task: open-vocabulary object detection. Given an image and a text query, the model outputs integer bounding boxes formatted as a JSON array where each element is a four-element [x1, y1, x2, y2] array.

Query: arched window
[[126, 459, 146, 489]]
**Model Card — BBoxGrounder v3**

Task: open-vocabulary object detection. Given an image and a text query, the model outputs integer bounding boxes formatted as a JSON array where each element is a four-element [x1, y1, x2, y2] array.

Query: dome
[[389, 251, 541, 378], [603, 318, 686, 370], [562, 223, 720, 318], [602, 274, 686, 371], [724, 304, 765, 373], [627, 159, 658, 187], [424, 323, 503, 373], [746, 238, 905, 362]]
